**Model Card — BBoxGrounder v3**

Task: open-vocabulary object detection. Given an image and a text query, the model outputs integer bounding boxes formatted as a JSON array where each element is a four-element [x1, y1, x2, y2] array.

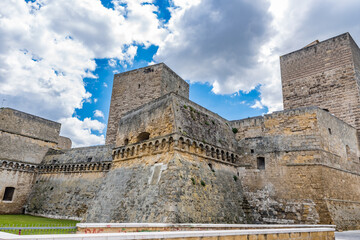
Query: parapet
[[115, 93, 237, 151], [57, 136, 72, 150]]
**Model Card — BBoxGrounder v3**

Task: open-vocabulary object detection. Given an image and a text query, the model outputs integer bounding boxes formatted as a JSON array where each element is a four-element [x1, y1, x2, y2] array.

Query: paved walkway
[[336, 230, 360, 240]]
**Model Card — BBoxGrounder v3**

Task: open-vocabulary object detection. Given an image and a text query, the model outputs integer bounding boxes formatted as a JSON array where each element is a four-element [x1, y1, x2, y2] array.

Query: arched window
[[137, 132, 150, 142]]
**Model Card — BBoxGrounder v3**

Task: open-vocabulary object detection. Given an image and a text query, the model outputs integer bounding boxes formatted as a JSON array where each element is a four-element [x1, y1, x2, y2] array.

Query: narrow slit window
[[3, 187, 15, 201], [257, 157, 265, 170]]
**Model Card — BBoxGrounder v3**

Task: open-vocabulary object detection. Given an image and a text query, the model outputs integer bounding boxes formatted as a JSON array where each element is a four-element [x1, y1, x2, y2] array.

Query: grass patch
[[0, 215, 78, 225], [0, 215, 79, 235]]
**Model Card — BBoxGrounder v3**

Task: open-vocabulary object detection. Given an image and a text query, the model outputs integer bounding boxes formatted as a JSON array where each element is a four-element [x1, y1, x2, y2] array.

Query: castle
[[1, 32, 360, 230]]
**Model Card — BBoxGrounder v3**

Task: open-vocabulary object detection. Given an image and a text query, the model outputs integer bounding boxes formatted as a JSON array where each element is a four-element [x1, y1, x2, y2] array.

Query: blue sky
[[1, 0, 360, 146]]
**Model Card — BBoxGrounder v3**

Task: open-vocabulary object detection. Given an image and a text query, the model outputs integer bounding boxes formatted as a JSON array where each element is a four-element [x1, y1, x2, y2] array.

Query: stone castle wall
[[0, 108, 67, 214], [0, 160, 37, 214], [232, 107, 360, 229], [106, 63, 189, 145], [26, 145, 113, 220], [85, 144, 248, 223]]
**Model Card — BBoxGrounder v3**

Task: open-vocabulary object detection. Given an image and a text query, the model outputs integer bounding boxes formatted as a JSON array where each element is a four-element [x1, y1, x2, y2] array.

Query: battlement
[[113, 133, 240, 167]]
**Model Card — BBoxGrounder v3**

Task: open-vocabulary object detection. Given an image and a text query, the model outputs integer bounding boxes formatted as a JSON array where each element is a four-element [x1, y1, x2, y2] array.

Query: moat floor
[[336, 230, 360, 240]]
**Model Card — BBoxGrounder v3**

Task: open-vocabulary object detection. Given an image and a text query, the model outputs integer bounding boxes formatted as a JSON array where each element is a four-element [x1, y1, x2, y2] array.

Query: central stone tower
[[106, 63, 189, 145]]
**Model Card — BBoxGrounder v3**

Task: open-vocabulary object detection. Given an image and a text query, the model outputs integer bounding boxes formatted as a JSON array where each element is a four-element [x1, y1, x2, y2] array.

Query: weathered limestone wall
[[232, 107, 360, 229], [84, 149, 249, 223], [116, 93, 237, 151], [280, 33, 360, 137], [172, 95, 237, 151], [115, 94, 176, 147], [0, 131, 57, 164], [57, 136, 72, 150], [41, 145, 113, 165], [26, 145, 113, 220], [0, 108, 63, 164], [0, 108, 66, 214], [26, 171, 108, 220], [0, 108, 61, 143], [106, 63, 189, 145], [0, 160, 37, 214]]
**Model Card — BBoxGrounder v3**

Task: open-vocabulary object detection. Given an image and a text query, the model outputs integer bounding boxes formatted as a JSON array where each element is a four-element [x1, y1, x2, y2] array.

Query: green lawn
[[0, 215, 79, 225], [0, 215, 79, 235]]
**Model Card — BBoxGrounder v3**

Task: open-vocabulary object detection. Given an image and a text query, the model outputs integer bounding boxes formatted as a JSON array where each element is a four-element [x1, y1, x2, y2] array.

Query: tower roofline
[[114, 63, 188, 86], [280, 32, 351, 58]]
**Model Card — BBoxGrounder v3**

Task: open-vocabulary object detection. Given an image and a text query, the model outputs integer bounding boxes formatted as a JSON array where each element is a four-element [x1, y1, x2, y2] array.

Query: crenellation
[[113, 133, 240, 166]]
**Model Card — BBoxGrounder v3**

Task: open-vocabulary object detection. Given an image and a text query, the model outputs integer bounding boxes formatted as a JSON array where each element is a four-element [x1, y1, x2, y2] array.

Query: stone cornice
[[113, 133, 240, 166]]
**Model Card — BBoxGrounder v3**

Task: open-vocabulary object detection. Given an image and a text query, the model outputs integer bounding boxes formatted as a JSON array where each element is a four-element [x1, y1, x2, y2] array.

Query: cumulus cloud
[[0, 0, 166, 147], [154, 0, 272, 95], [94, 109, 105, 118], [108, 59, 117, 67], [59, 117, 106, 147], [155, 0, 360, 113]]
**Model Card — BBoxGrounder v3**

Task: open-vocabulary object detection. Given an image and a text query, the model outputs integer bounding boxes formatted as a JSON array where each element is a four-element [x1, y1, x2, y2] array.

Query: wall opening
[[346, 145, 351, 161], [3, 187, 15, 201], [250, 149, 254, 154], [138, 84, 141, 89], [257, 157, 265, 170], [137, 132, 150, 142], [208, 163, 214, 172], [328, 128, 332, 134], [124, 138, 129, 145], [323, 108, 329, 112], [87, 157, 92, 162]]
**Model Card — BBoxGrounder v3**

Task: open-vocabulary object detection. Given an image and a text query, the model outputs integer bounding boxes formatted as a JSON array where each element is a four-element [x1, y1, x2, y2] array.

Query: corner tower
[[106, 63, 189, 145], [280, 33, 360, 138]]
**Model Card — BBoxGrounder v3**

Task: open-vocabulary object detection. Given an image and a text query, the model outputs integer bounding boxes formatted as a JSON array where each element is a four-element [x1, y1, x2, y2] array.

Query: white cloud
[[251, 100, 264, 110], [108, 59, 117, 67], [103, 82, 108, 88], [154, 0, 273, 103], [94, 98, 98, 103], [0, 0, 166, 147], [59, 117, 105, 147], [94, 109, 105, 119]]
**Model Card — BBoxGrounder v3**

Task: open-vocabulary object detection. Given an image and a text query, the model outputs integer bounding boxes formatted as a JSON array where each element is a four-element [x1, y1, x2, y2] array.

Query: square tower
[[280, 33, 360, 137], [106, 63, 189, 145]]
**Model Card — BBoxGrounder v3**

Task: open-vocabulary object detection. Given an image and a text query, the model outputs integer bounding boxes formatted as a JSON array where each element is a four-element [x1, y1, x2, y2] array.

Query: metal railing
[[0, 224, 77, 235]]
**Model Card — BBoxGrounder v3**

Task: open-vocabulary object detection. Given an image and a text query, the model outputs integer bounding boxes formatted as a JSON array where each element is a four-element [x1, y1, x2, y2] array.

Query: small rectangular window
[[257, 157, 265, 170], [3, 187, 15, 201]]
